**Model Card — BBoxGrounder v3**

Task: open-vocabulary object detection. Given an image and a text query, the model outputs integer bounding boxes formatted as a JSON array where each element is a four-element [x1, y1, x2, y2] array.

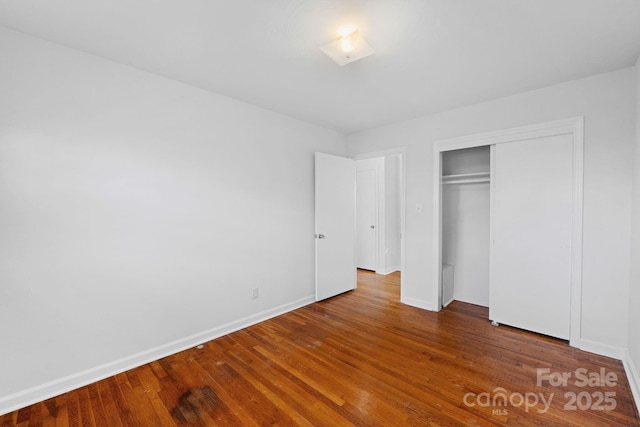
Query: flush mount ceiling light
[[320, 29, 375, 66]]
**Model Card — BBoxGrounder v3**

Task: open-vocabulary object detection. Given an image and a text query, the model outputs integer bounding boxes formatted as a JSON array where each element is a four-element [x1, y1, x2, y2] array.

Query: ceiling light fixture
[[320, 29, 375, 66]]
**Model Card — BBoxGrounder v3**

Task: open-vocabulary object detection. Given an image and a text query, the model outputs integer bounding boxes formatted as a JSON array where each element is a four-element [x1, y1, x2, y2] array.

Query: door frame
[[432, 117, 584, 347], [352, 148, 407, 301]]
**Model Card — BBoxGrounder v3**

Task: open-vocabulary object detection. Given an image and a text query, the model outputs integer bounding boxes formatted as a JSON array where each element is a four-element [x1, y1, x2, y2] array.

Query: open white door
[[315, 152, 356, 301]]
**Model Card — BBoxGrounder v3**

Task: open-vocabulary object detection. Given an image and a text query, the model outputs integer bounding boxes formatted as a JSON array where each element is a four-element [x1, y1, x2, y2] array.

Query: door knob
[[316, 234, 325, 239], [370, 225, 375, 229]]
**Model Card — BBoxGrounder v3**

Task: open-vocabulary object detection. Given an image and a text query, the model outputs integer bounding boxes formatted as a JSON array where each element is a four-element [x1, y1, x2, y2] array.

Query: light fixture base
[[320, 30, 375, 66]]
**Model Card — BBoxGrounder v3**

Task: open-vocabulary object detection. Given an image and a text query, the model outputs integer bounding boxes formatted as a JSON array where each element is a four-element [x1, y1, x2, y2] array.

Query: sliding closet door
[[490, 134, 573, 339]]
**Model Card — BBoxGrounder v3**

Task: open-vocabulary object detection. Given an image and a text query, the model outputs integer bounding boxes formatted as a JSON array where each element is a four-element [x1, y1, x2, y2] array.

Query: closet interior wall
[[441, 146, 490, 307]]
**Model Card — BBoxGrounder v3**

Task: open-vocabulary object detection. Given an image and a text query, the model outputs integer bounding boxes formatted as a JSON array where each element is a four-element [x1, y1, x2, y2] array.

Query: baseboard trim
[[578, 339, 627, 360], [401, 296, 438, 311], [622, 349, 640, 413], [0, 295, 315, 416], [382, 266, 401, 275]]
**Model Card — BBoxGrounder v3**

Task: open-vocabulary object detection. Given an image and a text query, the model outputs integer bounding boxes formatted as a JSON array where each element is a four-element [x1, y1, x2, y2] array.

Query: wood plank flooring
[[1, 270, 638, 426]]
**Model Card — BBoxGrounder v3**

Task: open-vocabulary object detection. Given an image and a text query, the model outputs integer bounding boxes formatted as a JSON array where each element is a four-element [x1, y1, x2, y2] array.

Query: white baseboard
[[0, 295, 315, 416], [622, 349, 640, 413], [578, 340, 640, 413], [401, 296, 438, 311], [381, 266, 401, 275], [578, 339, 627, 360]]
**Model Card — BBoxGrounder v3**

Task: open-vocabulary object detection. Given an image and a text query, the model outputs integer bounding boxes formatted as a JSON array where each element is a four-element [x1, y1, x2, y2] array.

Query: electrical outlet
[[252, 287, 259, 299]]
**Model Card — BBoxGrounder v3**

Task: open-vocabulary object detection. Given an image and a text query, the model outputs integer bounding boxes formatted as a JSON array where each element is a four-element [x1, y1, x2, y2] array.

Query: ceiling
[[1, 0, 639, 133]]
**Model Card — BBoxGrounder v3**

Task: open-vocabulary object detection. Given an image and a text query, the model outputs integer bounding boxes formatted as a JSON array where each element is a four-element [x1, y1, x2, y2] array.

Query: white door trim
[[351, 148, 407, 302], [432, 117, 584, 347]]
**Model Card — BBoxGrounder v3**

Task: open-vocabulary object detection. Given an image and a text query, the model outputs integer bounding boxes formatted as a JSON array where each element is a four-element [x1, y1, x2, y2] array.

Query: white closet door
[[490, 134, 573, 339]]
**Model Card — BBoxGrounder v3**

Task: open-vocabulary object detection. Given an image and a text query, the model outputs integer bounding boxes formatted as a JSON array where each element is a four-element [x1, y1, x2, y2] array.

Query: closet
[[441, 146, 490, 308], [435, 118, 582, 342]]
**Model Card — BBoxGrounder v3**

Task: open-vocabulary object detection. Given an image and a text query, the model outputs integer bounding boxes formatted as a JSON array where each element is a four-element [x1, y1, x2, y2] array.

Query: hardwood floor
[[1, 270, 638, 426]]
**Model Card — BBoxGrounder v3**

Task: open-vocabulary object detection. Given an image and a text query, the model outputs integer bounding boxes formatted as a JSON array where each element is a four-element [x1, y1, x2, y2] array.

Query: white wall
[[348, 68, 636, 354], [627, 58, 640, 403], [442, 183, 490, 307], [0, 27, 346, 412]]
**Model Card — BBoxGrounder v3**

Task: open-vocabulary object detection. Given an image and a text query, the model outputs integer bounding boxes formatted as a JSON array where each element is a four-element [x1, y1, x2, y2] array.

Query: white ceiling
[[1, 0, 639, 133]]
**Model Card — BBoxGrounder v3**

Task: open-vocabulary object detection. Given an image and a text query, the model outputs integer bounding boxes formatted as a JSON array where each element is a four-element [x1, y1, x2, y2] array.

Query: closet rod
[[441, 171, 490, 185], [442, 178, 490, 185]]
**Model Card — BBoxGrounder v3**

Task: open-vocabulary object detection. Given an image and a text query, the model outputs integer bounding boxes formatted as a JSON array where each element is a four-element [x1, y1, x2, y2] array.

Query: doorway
[[315, 149, 405, 302], [354, 150, 405, 291], [356, 159, 379, 271]]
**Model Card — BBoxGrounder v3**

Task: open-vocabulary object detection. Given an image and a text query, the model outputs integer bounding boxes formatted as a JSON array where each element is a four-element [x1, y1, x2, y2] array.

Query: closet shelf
[[442, 172, 490, 185]]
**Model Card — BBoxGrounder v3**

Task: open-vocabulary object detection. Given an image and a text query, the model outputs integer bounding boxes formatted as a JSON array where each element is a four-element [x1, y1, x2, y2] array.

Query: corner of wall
[[401, 296, 439, 312], [623, 349, 640, 416], [625, 54, 640, 415]]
